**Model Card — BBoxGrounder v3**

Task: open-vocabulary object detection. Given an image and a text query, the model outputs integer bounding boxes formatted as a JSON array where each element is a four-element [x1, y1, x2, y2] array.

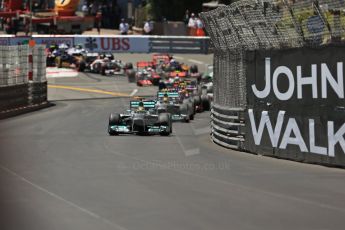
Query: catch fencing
[[201, 0, 345, 166], [0, 44, 47, 118]]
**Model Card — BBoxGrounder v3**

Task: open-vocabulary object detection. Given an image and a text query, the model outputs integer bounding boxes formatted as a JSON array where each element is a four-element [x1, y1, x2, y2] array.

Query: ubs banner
[[245, 46, 345, 166]]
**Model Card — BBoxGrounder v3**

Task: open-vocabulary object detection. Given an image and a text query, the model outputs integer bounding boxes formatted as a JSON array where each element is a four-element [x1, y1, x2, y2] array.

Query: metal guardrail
[[149, 36, 210, 54], [0, 35, 210, 54], [211, 104, 246, 150]]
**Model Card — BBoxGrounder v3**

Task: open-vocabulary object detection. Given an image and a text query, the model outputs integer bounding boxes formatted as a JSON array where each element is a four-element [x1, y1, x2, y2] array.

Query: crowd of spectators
[[185, 10, 205, 36]]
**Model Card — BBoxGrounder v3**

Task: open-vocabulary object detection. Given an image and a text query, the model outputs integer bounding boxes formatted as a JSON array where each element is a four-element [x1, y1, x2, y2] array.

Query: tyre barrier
[[211, 104, 246, 150], [0, 82, 48, 119], [29, 81, 47, 105], [0, 84, 29, 111]]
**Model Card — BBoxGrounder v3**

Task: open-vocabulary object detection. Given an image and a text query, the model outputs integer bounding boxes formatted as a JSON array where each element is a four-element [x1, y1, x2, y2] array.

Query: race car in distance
[[53, 44, 87, 71], [108, 100, 172, 136], [135, 61, 161, 85], [136, 69, 154, 86], [156, 91, 194, 122], [152, 53, 172, 67]]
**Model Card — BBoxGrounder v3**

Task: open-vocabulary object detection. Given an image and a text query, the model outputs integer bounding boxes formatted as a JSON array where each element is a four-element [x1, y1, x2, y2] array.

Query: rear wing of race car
[[169, 71, 187, 78], [137, 61, 155, 69], [157, 91, 180, 99], [152, 54, 170, 64], [130, 100, 156, 110], [86, 52, 99, 57]]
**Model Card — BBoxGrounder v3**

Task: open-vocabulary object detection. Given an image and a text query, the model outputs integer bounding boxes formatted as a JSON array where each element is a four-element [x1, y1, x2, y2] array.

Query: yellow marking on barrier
[[48, 85, 130, 97]]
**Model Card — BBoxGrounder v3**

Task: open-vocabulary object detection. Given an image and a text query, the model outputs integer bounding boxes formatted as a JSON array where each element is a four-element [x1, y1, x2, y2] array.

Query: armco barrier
[[0, 35, 210, 54], [211, 104, 245, 149], [201, 0, 345, 167], [149, 36, 209, 54]]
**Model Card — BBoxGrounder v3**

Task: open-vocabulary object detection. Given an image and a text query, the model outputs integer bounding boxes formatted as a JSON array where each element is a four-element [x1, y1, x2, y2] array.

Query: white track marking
[[46, 67, 78, 78], [130, 89, 138, 97], [102, 143, 345, 214], [172, 129, 201, 157], [0, 165, 128, 230], [173, 56, 184, 60], [192, 126, 211, 136], [188, 59, 204, 65]]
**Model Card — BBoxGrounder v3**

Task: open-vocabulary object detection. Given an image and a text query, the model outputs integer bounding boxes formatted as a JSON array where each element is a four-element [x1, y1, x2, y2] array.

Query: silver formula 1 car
[[156, 91, 194, 122], [108, 100, 172, 136]]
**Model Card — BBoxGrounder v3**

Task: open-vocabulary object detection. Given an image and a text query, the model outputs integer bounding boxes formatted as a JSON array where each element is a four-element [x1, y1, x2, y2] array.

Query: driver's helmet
[[59, 43, 69, 50], [99, 54, 105, 59], [163, 93, 169, 103], [75, 44, 83, 49], [104, 57, 110, 62], [137, 101, 145, 111]]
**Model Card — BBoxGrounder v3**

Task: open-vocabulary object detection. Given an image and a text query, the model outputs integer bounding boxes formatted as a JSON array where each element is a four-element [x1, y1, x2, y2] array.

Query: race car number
[[55, 0, 71, 7]]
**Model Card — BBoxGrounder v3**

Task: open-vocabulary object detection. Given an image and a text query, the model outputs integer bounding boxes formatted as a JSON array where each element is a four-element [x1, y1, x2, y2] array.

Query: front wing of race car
[[108, 124, 169, 134], [161, 104, 189, 122]]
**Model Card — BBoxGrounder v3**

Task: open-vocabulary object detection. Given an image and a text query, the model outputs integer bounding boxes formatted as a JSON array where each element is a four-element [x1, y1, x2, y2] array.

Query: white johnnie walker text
[[249, 58, 345, 156], [251, 58, 344, 100], [248, 109, 345, 157]]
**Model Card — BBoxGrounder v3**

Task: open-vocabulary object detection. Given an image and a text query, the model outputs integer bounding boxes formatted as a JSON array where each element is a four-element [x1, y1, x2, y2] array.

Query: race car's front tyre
[[158, 113, 172, 136], [78, 61, 86, 72], [201, 95, 211, 111], [108, 113, 121, 135], [108, 127, 118, 136], [190, 114, 194, 120]]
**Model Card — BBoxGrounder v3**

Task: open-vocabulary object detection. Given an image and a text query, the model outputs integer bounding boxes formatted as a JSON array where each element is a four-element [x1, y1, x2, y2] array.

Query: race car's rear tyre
[[93, 63, 102, 74], [101, 66, 106, 76], [124, 62, 133, 70], [78, 61, 86, 72], [201, 95, 211, 111], [190, 65, 198, 74], [181, 103, 190, 123], [127, 69, 136, 83], [193, 96, 201, 106], [55, 58, 62, 68], [193, 96, 202, 112], [158, 113, 172, 136]]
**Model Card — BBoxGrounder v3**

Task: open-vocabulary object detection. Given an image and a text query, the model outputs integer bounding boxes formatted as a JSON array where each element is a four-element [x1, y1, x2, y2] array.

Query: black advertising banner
[[245, 46, 345, 166]]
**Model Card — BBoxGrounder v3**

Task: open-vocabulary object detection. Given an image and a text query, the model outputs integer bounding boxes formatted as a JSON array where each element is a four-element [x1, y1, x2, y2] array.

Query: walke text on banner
[[245, 46, 345, 166]]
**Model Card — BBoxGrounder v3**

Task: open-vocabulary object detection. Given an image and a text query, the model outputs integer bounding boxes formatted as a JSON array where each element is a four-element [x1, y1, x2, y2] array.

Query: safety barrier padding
[[211, 104, 245, 150], [0, 84, 29, 111], [29, 81, 48, 105]]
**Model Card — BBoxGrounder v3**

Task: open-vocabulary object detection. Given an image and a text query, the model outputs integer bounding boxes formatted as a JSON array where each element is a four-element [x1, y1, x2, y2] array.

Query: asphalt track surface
[[1, 54, 345, 230]]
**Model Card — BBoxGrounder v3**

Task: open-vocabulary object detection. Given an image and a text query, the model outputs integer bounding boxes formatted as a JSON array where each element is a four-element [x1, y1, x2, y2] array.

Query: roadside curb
[[0, 102, 54, 120]]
